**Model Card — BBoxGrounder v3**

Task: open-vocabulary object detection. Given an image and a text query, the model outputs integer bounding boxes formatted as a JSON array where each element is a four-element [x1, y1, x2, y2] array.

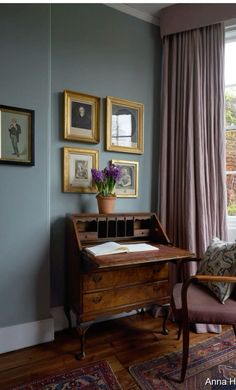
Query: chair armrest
[[194, 274, 236, 284]]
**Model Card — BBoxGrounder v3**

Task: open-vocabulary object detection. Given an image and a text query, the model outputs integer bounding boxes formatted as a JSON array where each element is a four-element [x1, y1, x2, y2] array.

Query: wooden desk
[[66, 213, 195, 358]]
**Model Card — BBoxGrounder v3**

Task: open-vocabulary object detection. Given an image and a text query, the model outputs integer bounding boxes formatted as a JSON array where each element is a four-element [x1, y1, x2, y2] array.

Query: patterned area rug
[[130, 329, 236, 389], [11, 360, 122, 390]]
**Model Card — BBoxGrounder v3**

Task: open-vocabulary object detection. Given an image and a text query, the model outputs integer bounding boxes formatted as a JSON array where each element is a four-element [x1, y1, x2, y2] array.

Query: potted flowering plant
[[91, 163, 121, 213]]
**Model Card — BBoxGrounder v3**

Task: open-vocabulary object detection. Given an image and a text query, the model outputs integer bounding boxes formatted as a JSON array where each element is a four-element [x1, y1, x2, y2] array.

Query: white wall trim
[[0, 318, 54, 354], [105, 4, 160, 26]]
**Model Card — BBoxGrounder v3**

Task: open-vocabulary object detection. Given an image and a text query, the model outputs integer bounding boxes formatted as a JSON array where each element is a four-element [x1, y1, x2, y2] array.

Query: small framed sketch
[[63, 147, 99, 193], [106, 96, 144, 154], [64, 90, 100, 143], [0, 105, 34, 166], [112, 159, 139, 197]]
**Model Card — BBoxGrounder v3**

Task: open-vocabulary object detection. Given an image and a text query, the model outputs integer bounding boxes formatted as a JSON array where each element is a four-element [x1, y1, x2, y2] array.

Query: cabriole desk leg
[[64, 305, 72, 329], [162, 304, 170, 335], [153, 304, 170, 335], [75, 321, 93, 359]]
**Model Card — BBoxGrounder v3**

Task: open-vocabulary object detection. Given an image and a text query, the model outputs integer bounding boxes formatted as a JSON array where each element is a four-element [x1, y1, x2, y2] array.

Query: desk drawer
[[83, 264, 168, 291], [83, 280, 168, 313]]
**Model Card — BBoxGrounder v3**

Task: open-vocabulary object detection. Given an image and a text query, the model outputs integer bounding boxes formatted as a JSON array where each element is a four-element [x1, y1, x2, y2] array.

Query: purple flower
[[91, 168, 104, 183], [91, 164, 121, 196], [104, 164, 122, 181]]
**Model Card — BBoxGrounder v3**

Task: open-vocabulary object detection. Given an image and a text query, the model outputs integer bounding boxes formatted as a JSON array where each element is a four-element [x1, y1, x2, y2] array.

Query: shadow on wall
[[151, 28, 162, 213], [0, 233, 51, 328], [77, 194, 97, 213], [50, 195, 96, 308], [35, 245, 51, 321], [50, 217, 66, 308]]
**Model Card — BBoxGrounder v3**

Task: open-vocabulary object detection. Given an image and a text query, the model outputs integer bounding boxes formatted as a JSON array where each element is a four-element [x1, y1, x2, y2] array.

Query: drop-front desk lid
[[69, 212, 196, 269], [82, 243, 196, 269]]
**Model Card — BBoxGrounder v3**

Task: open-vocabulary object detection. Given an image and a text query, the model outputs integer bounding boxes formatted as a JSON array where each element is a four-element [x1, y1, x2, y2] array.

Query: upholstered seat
[[171, 275, 236, 382], [173, 281, 236, 324]]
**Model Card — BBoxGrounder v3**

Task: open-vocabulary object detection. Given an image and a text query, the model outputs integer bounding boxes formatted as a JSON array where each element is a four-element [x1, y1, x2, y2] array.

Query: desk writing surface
[[83, 244, 195, 269]]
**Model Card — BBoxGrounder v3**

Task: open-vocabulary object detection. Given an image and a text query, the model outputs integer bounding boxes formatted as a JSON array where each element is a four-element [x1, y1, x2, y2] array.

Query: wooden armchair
[[171, 274, 236, 382]]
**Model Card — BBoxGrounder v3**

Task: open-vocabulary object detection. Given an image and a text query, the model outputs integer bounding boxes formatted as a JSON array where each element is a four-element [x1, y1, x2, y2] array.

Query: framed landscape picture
[[63, 147, 99, 193], [64, 90, 100, 143], [0, 105, 34, 166], [112, 159, 139, 197], [106, 96, 144, 154]]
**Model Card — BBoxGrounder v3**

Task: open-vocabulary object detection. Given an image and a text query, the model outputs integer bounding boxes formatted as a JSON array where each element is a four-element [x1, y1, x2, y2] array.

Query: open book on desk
[[85, 241, 159, 257]]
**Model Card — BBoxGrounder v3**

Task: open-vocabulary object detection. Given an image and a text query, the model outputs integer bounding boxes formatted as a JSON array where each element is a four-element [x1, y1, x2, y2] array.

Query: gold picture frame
[[106, 96, 144, 154], [64, 90, 100, 143], [112, 159, 139, 198], [63, 147, 99, 193]]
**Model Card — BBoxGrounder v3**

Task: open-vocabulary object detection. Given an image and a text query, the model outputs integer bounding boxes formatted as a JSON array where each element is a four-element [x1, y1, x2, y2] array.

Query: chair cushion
[[172, 282, 236, 324], [197, 237, 236, 303]]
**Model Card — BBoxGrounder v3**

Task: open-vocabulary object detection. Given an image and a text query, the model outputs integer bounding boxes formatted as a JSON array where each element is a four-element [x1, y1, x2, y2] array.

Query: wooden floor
[[0, 312, 229, 389]]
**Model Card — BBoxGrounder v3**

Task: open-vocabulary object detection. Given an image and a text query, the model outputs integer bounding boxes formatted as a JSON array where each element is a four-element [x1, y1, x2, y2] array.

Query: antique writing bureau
[[66, 212, 194, 358]]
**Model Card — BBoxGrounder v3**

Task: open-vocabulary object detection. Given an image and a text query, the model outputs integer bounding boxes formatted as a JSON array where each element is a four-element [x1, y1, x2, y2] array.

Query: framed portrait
[[64, 90, 100, 143], [63, 147, 99, 193], [106, 96, 144, 154], [112, 159, 139, 197], [0, 105, 34, 166]]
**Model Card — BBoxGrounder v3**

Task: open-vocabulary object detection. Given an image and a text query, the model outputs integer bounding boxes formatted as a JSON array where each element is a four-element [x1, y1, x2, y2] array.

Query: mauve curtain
[[159, 23, 228, 333], [159, 23, 227, 258]]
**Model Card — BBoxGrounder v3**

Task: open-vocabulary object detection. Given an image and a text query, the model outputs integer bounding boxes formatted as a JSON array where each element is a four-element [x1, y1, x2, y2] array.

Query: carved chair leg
[[232, 324, 236, 337], [180, 321, 190, 383]]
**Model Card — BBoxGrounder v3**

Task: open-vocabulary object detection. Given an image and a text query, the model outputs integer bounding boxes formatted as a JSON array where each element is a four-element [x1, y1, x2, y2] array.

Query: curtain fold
[[159, 23, 227, 259], [159, 23, 227, 333]]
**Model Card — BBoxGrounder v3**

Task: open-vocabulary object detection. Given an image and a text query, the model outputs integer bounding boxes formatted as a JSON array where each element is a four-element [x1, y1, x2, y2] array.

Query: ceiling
[[125, 3, 172, 17], [106, 3, 173, 25]]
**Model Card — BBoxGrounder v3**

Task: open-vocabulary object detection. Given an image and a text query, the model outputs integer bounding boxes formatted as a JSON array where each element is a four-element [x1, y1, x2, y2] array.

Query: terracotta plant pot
[[96, 195, 116, 214]]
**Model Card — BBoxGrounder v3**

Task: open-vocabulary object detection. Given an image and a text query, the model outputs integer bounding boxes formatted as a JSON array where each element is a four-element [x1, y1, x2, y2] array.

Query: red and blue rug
[[130, 329, 236, 389], [11, 360, 122, 390]]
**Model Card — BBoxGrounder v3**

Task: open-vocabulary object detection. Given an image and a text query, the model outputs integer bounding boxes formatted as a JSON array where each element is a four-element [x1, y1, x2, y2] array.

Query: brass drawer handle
[[153, 267, 161, 274], [92, 274, 103, 283], [153, 285, 160, 292], [92, 296, 102, 304]]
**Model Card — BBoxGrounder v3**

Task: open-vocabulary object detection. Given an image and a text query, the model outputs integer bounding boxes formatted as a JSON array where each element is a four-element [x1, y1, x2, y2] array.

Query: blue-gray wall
[[0, 4, 162, 328], [0, 4, 51, 327]]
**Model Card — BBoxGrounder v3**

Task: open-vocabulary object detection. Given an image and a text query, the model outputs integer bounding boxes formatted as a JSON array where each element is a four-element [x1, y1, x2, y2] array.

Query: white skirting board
[[0, 306, 151, 354], [0, 308, 72, 354], [0, 317, 54, 354]]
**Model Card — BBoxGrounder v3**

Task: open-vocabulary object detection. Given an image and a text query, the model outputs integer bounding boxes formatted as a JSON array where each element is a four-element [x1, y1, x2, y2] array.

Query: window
[[225, 30, 236, 217]]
